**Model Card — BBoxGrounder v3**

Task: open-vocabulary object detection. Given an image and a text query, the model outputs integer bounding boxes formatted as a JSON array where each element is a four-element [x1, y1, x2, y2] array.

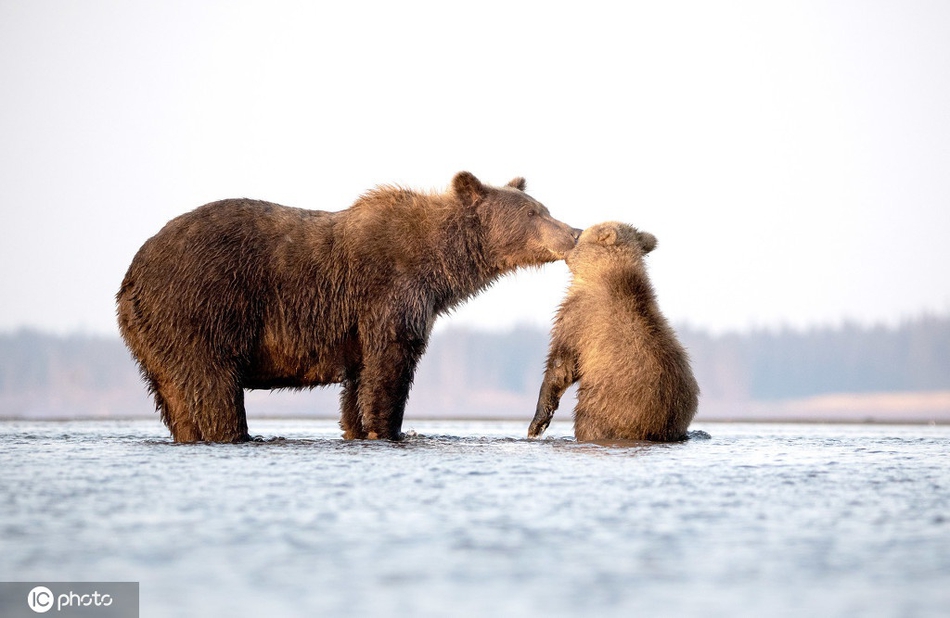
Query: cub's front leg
[[528, 344, 578, 438]]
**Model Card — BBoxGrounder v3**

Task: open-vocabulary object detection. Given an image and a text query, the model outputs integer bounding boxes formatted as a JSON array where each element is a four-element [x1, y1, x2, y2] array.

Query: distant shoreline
[[4, 389, 949, 425], [3, 413, 947, 425]]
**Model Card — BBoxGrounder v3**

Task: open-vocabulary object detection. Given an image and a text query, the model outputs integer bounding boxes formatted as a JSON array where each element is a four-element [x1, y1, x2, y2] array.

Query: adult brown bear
[[117, 172, 580, 443], [528, 222, 699, 442]]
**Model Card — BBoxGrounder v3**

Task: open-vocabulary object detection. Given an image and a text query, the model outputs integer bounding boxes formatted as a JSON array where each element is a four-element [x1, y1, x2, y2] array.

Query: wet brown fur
[[528, 222, 699, 442], [117, 172, 579, 442]]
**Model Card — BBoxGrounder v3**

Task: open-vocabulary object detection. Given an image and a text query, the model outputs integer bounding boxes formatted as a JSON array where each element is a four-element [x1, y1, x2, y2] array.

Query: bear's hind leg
[[192, 378, 251, 443], [340, 376, 367, 440], [154, 379, 202, 443], [573, 408, 611, 442]]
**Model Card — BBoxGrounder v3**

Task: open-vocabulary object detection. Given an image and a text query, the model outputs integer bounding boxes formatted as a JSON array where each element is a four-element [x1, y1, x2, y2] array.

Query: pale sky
[[1, 1, 948, 336]]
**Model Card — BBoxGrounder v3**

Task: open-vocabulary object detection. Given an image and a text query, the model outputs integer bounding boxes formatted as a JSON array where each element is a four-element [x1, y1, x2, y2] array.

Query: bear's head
[[566, 221, 657, 278], [452, 172, 580, 272]]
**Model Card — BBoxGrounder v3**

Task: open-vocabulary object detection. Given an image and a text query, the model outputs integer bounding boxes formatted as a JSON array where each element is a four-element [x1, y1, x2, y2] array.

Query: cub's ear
[[452, 171, 488, 205], [595, 226, 618, 246], [506, 177, 527, 192], [637, 231, 658, 254]]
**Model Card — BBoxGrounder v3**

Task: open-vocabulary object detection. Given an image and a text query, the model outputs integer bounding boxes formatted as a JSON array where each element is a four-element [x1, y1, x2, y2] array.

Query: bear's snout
[[541, 219, 582, 260]]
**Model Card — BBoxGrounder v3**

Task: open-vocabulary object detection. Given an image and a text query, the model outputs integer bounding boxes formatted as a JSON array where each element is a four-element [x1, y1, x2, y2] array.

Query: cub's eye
[[527, 209, 537, 217]]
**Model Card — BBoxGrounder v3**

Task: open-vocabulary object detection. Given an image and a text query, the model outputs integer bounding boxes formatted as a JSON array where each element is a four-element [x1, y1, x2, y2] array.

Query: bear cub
[[528, 221, 699, 442]]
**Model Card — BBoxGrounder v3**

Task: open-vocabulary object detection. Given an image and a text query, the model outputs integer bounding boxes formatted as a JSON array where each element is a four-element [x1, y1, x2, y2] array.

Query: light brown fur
[[117, 172, 580, 442], [528, 222, 699, 442]]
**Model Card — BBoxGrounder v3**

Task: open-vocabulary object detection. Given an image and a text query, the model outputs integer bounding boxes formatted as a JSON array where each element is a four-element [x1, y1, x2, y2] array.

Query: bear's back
[[131, 199, 339, 283]]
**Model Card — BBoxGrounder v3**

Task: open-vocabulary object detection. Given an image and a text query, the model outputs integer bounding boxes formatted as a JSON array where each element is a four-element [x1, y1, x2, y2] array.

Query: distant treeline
[[677, 315, 950, 400], [1, 314, 948, 418]]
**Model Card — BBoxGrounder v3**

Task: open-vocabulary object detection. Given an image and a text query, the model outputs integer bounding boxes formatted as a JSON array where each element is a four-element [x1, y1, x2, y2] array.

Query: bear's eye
[[527, 209, 537, 217]]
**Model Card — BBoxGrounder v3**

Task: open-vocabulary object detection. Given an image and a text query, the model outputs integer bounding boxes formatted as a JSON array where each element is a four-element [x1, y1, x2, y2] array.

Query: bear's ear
[[506, 177, 527, 192], [452, 171, 488, 205], [596, 226, 618, 246], [637, 231, 658, 254]]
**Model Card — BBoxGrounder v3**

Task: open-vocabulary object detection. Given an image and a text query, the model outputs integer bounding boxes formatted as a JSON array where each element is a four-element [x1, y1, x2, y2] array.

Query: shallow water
[[1, 419, 949, 617]]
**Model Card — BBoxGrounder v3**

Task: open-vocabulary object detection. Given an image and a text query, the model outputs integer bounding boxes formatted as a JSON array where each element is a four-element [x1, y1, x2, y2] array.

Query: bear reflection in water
[[117, 172, 580, 443], [529, 222, 700, 443]]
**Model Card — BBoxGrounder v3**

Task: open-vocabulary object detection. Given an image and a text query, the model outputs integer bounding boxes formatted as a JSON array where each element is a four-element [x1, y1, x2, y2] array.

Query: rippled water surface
[[2, 419, 949, 617]]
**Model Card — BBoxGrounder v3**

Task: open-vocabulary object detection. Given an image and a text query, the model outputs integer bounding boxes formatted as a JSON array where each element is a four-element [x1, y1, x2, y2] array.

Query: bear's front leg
[[354, 341, 422, 440], [528, 347, 578, 438]]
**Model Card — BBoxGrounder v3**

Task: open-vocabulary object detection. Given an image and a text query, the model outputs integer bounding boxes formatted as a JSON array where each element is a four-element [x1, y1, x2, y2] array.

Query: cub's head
[[452, 171, 581, 272], [566, 221, 657, 277]]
